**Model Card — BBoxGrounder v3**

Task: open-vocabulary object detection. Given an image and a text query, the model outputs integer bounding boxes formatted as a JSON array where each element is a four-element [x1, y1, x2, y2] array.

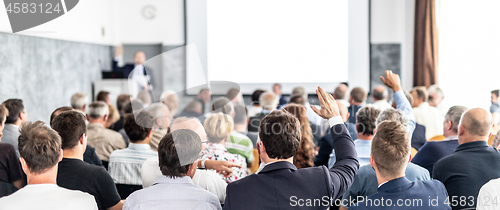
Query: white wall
[[348, 0, 370, 92]]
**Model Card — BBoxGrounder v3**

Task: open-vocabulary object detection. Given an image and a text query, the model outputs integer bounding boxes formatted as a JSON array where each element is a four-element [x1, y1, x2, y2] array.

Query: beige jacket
[[87, 123, 126, 161]]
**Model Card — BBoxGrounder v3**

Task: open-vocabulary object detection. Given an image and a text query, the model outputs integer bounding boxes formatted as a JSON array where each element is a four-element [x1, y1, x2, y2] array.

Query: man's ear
[[79, 134, 85, 145], [447, 121, 453, 131], [59, 149, 63, 161], [345, 112, 350, 122], [86, 114, 90, 121], [458, 124, 465, 136], [19, 157, 28, 174], [103, 115, 108, 122], [82, 104, 86, 112], [370, 156, 376, 169], [147, 130, 153, 138]]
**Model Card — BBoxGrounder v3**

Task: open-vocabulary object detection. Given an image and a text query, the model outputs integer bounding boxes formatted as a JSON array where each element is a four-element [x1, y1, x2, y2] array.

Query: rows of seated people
[[2, 70, 500, 210]]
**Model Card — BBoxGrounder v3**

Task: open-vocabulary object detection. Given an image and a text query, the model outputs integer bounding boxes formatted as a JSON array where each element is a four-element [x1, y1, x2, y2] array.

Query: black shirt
[[83, 145, 103, 167], [0, 143, 22, 184], [57, 158, 121, 210]]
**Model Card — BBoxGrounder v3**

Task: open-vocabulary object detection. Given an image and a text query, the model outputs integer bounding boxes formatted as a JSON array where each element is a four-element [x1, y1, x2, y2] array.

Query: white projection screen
[[186, 0, 349, 94]]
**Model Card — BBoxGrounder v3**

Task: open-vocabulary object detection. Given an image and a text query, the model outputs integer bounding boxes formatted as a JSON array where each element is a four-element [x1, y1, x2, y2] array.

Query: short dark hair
[[51, 111, 87, 150], [18, 121, 61, 174], [356, 106, 381, 135], [226, 88, 240, 101], [124, 112, 154, 142], [123, 100, 144, 114], [371, 120, 410, 178], [0, 104, 9, 125], [50, 107, 73, 127], [350, 87, 366, 103], [251, 90, 265, 105], [211, 97, 234, 115], [372, 86, 388, 100], [258, 110, 300, 159], [289, 95, 306, 106], [492, 90, 500, 97], [158, 129, 201, 178], [3, 99, 25, 124], [411, 87, 428, 102], [116, 94, 131, 111], [96, 91, 110, 102], [199, 88, 210, 94], [233, 105, 247, 125]]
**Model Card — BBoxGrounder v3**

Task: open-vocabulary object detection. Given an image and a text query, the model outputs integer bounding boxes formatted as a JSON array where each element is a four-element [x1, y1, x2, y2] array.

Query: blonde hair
[[107, 104, 120, 125], [204, 113, 234, 143]]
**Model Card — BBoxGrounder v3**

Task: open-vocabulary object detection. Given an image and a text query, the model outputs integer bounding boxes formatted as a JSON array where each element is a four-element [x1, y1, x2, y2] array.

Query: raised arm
[[380, 70, 416, 137], [311, 87, 359, 200]]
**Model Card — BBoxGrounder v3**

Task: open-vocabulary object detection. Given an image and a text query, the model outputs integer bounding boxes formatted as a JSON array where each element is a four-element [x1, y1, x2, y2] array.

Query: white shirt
[[337, 99, 350, 108], [247, 105, 262, 118], [435, 99, 450, 117], [477, 178, 500, 210], [305, 102, 324, 126], [372, 100, 392, 111], [413, 102, 444, 140], [0, 184, 97, 210]]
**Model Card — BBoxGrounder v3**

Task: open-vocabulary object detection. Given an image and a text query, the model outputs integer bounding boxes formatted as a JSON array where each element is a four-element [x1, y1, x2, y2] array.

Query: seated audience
[[0, 121, 97, 209], [109, 112, 158, 199], [412, 106, 467, 177], [119, 99, 145, 146], [50, 106, 102, 167], [411, 86, 444, 139], [136, 90, 151, 107], [247, 89, 264, 118], [53, 111, 122, 210], [96, 91, 111, 104], [176, 100, 203, 119], [477, 177, 500, 210], [111, 94, 131, 132], [1, 99, 28, 157], [315, 101, 357, 167], [288, 95, 323, 145], [142, 103, 170, 151], [349, 121, 449, 210], [248, 92, 279, 132], [124, 129, 221, 210], [0, 104, 22, 196], [197, 88, 212, 114], [371, 85, 391, 110], [86, 102, 126, 168], [333, 83, 350, 107], [428, 85, 449, 115], [71, 92, 88, 113], [223, 87, 359, 210], [273, 83, 287, 108], [203, 113, 247, 182], [291, 86, 323, 126], [283, 104, 316, 169], [433, 108, 500, 210], [105, 104, 120, 129], [160, 90, 179, 117], [347, 87, 366, 124], [232, 105, 257, 148]]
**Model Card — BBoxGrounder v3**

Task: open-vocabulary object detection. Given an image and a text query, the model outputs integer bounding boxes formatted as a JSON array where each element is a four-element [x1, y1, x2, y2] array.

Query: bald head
[[336, 101, 348, 122], [459, 108, 493, 143], [170, 117, 206, 140], [373, 85, 388, 101], [334, 84, 348, 100]]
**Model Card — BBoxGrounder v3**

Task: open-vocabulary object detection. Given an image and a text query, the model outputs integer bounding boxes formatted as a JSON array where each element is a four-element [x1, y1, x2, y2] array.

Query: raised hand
[[380, 70, 402, 92], [311, 86, 340, 119], [115, 45, 123, 58]]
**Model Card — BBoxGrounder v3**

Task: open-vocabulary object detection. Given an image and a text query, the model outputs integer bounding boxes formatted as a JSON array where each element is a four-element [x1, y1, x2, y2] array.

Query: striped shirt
[[226, 131, 254, 164], [108, 143, 158, 185]]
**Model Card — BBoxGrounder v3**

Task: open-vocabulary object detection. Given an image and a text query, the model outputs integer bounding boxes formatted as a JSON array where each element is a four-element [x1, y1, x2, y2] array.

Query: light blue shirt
[[328, 139, 372, 168], [393, 90, 416, 139], [124, 176, 222, 210]]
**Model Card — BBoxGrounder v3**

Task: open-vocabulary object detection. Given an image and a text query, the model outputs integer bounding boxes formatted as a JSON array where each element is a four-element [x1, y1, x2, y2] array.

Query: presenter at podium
[[112, 46, 156, 92]]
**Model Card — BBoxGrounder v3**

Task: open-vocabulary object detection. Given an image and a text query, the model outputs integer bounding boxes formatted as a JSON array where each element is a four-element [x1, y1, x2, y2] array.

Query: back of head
[[334, 84, 348, 100], [107, 104, 120, 124], [160, 90, 176, 102], [18, 121, 61, 174], [376, 107, 410, 132], [251, 90, 265, 105], [492, 89, 499, 98], [259, 92, 279, 111], [411, 86, 428, 102], [372, 86, 388, 101], [428, 85, 444, 98], [51, 111, 87, 150], [226, 88, 240, 101], [3, 99, 24, 124], [160, 90, 179, 115], [96, 91, 110, 103], [258, 110, 301, 159], [371, 120, 410, 178], [71, 93, 88, 109], [124, 112, 154, 142], [211, 97, 234, 115], [170, 117, 202, 132], [143, 103, 171, 129], [289, 95, 305, 106], [233, 105, 248, 125], [158, 129, 201, 178], [137, 90, 151, 105], [116, 94, 131, 112], [124, 100, 144, 114], [356, 105, 381, 135], [184, 100, 203, 114], [0, 104, 9, 125], [291, 87, 308, 101], [445, 106, 468, 134], [50, 106, 74, 127], [204, 113, 233, 143], [350, 87, 366, 103], [88, 101, 109, 119], [460, 108, 493, 139]]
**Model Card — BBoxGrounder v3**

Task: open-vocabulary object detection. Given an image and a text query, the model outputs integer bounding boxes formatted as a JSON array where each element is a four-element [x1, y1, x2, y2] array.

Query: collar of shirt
[[443, 135, 458, 141], [378, 180, 389, 188], [261, 109, 271, 114], [153, 175, 193, 186], [128, 143, 153, 151]]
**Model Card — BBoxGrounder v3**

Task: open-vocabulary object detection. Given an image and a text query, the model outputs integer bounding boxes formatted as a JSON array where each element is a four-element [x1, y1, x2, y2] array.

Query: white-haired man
[[71, 93, 88, 113], [247, 92, 279, 132], [160, 90, 179, 117]]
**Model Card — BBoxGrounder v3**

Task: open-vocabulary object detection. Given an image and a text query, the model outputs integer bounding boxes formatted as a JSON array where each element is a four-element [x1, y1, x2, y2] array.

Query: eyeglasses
[[201, 140, 209, 144]]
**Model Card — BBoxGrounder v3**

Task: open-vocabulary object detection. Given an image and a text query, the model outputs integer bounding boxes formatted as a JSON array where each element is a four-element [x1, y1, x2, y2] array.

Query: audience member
[[272, 83, 287, 107], [111, 93, 131, 132], [109, 112, 158, 199], [0, 104, 22, 196], [371, 85, 391, 110], [412, 106, 467, 177], [223, 87, 358, 210], [96, 91, 111, 104], [232, 105, 258, 148], [86, 102, 126, 167], [283, 104, 316, 169], [248, 91, 279, 132], [226, 88, 244, 106], [490, 89, 500, 127], [349, 121, 449, 210], [392, 91, 427, 150], [433, 108, 500, 210], [53, 111, 122, 210], [160, 90, 179, 117], [124, 129, 221, 210], [176, 100, 203, 118], [119, 100, 145, 146], [333, 83, 350, 107], [203, 113, 247, 182], [141, 103, 170, 151], [71, 92, 88, 113], [197, 88, 212, 114], [287, 95, 323, 145], [315, 101, 357, 167], [291, 86, 323, 126], [347, 87, 366, 124], [477, 178, 500, 210], [105, 104, 120, 129], [50, 107, 102, 167], [428, 85, 449, 115], [247, 89, 264, 118], [1, 99, 28, 157], [411, 86, 444, 139], [136, 90, 151, 106], [0, 121, 98, 209]]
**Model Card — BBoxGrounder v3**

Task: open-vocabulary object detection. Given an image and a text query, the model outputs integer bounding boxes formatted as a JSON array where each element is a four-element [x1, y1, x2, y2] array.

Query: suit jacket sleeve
[[327, 122, 359, 200], [314, 133, 333, 167], [223, 184, 232, 210]]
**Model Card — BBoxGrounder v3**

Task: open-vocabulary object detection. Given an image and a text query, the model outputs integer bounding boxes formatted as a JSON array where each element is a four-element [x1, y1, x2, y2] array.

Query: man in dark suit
[[112, 46, 155, 89], [350, 121, 450, 210], [433, 108, 500, 210], [224, 87, 359, 210]]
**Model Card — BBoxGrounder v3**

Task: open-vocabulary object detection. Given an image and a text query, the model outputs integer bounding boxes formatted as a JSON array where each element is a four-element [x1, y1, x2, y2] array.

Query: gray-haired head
[[71, 93, 88, 110], [372, 85, 388, 101], [143, 103, 171, 129], [87, 102, 109, 119], [291, 87, 308, 101], [376, 108, 410, 132], [259, 92, 279, 111], [445, 106, 468, 134], [211, 97, 234, 116]]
